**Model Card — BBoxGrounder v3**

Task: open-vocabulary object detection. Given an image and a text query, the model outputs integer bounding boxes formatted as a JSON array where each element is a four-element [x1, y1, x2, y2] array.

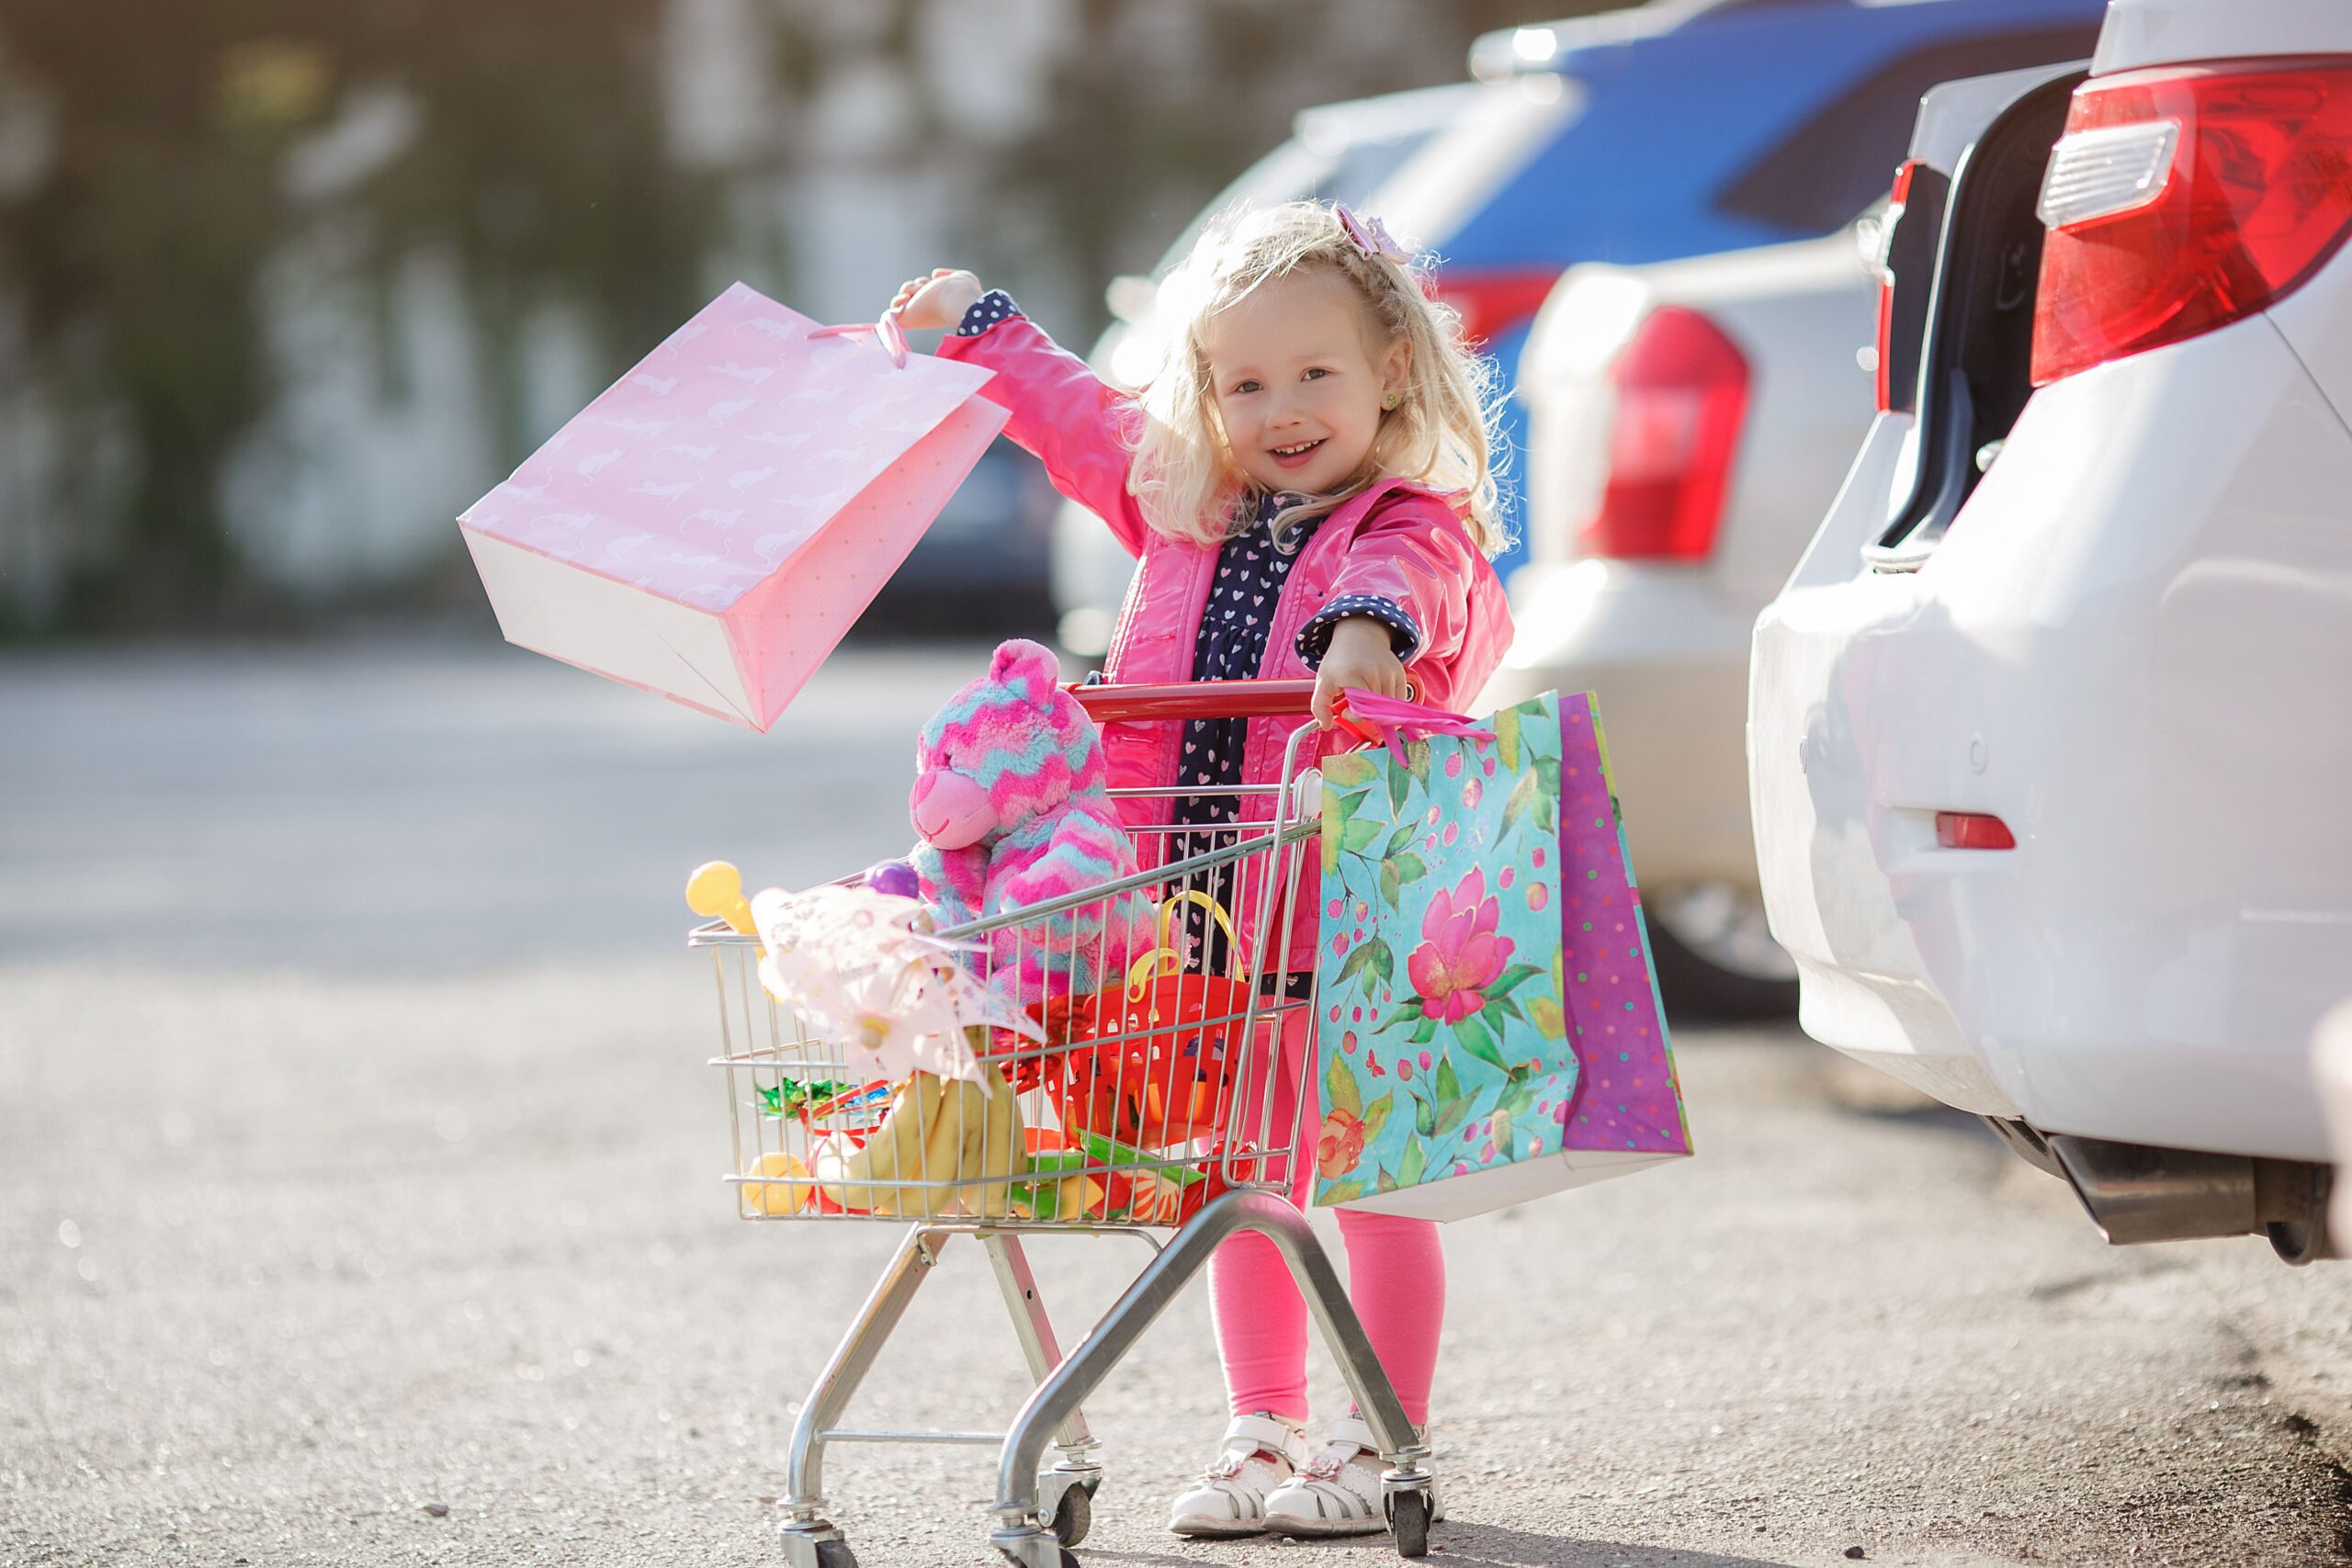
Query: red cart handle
[[1064, 678, 1319, 723], [1064, 678, 1409, 743]]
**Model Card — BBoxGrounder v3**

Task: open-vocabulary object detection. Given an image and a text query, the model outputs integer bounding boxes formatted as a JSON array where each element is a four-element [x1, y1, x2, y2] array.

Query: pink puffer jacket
[[938, 318, 1513, 976]]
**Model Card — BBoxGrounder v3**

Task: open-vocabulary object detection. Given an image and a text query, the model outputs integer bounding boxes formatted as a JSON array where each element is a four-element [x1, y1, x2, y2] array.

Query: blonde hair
[[1125, 201, 1510, 554]]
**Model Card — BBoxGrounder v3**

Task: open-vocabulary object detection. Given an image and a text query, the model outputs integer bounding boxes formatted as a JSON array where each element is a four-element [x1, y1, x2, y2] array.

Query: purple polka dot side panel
[[1557, 692, 1690, 1156]]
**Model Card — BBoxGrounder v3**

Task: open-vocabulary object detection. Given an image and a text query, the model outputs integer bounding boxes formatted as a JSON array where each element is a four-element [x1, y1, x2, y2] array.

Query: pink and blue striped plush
[[909, 640, 1154, 1003]]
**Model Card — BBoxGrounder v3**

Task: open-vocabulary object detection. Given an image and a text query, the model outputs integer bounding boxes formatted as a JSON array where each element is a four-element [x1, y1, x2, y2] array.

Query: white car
[[1484, 230, 1880, 1016], [1747, 0, 2352, 1262]]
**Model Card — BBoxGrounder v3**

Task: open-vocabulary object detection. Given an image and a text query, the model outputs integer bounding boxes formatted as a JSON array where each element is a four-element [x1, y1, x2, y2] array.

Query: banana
[[811, 1066, 1023, 1217]]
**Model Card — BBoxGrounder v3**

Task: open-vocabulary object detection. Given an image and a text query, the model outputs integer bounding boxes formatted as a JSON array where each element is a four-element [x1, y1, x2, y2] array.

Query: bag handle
[[1329, 689, 1494, 762], [1122, 889, 1248, 994], [808, 309, 910, 370]]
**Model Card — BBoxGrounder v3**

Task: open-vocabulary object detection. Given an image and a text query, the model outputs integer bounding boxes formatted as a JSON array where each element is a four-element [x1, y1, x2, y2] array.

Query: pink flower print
[[1527, 883, 1550, 912], [1317, 1109, 1367, 1179], [1463, 776, 1482, 809], [1418, 1050, 1434, 1070], [1406, 867, 1516, 1025], [1499, 865, 1516, 890], [1397, 1057, 1414, 1082], [1444, 753, 1464, 777]]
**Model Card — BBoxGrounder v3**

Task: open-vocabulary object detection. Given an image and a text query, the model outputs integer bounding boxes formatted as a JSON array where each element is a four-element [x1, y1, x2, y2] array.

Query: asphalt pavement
[[6, 635, 2351, 1568]]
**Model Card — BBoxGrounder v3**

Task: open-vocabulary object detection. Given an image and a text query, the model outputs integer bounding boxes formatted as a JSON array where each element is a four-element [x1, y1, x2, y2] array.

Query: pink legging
[[1208, 1002, 1444, 1427]]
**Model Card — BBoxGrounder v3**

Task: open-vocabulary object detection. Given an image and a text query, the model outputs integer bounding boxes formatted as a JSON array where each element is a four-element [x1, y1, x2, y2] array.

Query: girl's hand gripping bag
[[1312, 690, 1691, 1220], [458, 284, 1006, 731]]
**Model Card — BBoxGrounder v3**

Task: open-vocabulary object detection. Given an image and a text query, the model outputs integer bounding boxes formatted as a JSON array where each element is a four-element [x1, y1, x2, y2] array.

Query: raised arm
[[890, 269, 1152, 557]]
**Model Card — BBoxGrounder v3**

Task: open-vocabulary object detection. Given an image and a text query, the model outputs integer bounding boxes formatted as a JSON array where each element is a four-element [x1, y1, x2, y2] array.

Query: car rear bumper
[[1486, 558, 1755, 890], [1749, 311, 2352, 1159]]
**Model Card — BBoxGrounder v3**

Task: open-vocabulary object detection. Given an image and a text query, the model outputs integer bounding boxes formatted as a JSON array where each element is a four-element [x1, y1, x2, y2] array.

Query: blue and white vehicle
[[1053, 0, 2109, 655]]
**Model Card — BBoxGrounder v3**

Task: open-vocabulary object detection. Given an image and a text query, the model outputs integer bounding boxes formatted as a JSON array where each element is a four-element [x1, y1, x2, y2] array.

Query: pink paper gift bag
[[458, 283, 1007, 731]]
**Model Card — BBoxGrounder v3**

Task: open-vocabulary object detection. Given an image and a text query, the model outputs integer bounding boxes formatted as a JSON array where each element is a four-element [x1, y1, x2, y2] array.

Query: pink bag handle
[[1329, 689, 1493, 762], [808, 310, 910, 370]]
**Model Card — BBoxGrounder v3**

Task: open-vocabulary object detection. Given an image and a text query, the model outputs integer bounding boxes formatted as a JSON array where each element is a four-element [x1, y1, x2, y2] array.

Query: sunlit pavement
[[6, 635, 2351, 1568]]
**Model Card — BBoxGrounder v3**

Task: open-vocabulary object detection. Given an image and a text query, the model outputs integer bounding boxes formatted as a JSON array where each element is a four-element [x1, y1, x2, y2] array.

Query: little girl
[[889, 201, 1513, 1539]]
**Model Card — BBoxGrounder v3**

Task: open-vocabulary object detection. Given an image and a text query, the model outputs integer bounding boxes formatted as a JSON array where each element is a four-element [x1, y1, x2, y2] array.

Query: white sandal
[[1264, 1414, 1442, 1537], [1166, 1412, 1311, 1537]]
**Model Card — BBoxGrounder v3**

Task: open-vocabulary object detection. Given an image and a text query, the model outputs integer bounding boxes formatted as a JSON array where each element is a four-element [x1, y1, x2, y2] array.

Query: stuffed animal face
[[910, 639, 1106, 851]]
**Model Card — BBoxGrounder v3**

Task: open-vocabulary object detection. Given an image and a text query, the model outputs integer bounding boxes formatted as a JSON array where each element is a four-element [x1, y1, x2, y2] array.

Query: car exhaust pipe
[[2045, 1135, 2257, 1245], [2037, 1133, 2333, 1262]]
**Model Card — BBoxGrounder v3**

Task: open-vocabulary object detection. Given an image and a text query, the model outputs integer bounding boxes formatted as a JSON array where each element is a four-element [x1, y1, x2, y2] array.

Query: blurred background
[[0, 0, 1579, 640], [0, 0, 2112, 1009]]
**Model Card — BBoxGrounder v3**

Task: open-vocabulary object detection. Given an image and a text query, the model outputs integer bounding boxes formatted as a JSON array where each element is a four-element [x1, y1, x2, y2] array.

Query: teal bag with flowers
[[1312, 689, 1690, 1220]]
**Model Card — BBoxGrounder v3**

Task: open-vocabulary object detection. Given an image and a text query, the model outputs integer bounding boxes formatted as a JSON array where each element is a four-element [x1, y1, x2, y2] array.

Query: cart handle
[[1063, 678, 1318, 723], [1065, 678, 1413, 744]]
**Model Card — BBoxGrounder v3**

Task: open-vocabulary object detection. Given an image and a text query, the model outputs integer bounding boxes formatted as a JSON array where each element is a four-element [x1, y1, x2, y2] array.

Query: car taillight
[[1873, 160, 1918, 413], [1426, 267, 1561, 347], [1935, 811, 2016, 851], [1577, 306, 1749, 560], [2031, 58, 2352, 387]]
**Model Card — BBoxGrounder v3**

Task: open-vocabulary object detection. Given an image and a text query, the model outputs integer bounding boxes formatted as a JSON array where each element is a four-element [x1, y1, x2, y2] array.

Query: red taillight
[[1578, 306, 1749, 560], [1426, 267, 1560, 347], [1934, 811, 2016, 851], [1873, 160, 1919, 413], [2031, 58, 2352, 386]]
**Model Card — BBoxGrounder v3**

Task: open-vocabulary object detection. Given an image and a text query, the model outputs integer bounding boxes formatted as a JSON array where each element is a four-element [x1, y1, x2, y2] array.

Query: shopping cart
[[692, 679, 1437, 1568]]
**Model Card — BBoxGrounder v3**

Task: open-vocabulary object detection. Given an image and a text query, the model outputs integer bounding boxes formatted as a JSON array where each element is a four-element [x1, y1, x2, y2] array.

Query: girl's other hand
[[890, 268, 986, 332], [1312, 616, 1411, 729]]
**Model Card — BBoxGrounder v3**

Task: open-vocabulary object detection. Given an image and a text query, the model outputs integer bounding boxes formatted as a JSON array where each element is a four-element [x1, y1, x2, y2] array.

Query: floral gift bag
[[1311, 690, 1691, 1221]]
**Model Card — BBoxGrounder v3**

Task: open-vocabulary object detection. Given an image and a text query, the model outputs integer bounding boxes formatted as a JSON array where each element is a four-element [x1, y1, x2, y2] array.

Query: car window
[[1712, 25, 2101, 237], [1316, 131, 1440, 209], [1149, 127, 1442, 277]]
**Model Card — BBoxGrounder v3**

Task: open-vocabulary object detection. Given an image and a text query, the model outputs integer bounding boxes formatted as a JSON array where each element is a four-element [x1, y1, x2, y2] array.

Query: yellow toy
[[685, 860, 759, 938], [741, 1151, 818, 1216]]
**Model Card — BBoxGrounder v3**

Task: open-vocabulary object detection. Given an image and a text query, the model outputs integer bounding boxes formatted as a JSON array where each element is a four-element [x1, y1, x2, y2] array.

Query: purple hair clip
[[1336, 204, 1410, 265]]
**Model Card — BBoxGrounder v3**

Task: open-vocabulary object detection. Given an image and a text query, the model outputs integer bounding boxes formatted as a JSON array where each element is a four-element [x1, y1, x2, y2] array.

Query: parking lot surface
[[6, 637, 2351, 1567]]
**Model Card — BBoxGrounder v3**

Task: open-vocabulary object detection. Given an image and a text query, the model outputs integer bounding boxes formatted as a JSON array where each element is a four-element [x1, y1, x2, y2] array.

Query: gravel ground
[[4, 637, 2349, 1568]]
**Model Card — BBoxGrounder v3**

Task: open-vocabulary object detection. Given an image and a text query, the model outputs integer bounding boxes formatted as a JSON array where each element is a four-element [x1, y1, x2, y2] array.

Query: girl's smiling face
[[1202, 270, 1408, 499]]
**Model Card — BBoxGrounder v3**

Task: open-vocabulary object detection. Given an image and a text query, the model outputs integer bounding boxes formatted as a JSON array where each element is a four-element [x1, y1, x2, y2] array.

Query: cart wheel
[[816, 1540, 859, 1568], [1388, 1489, 1431, 1559], [1049, 1483, 1092, 1548]]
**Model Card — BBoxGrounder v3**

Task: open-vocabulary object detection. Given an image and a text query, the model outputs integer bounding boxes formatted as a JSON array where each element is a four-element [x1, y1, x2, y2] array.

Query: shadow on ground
[[1081, 1519, 1796, 1567]]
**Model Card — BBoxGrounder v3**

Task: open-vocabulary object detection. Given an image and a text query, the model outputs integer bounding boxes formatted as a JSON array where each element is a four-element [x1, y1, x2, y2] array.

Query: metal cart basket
[[693, 680, 1436, 1568]]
